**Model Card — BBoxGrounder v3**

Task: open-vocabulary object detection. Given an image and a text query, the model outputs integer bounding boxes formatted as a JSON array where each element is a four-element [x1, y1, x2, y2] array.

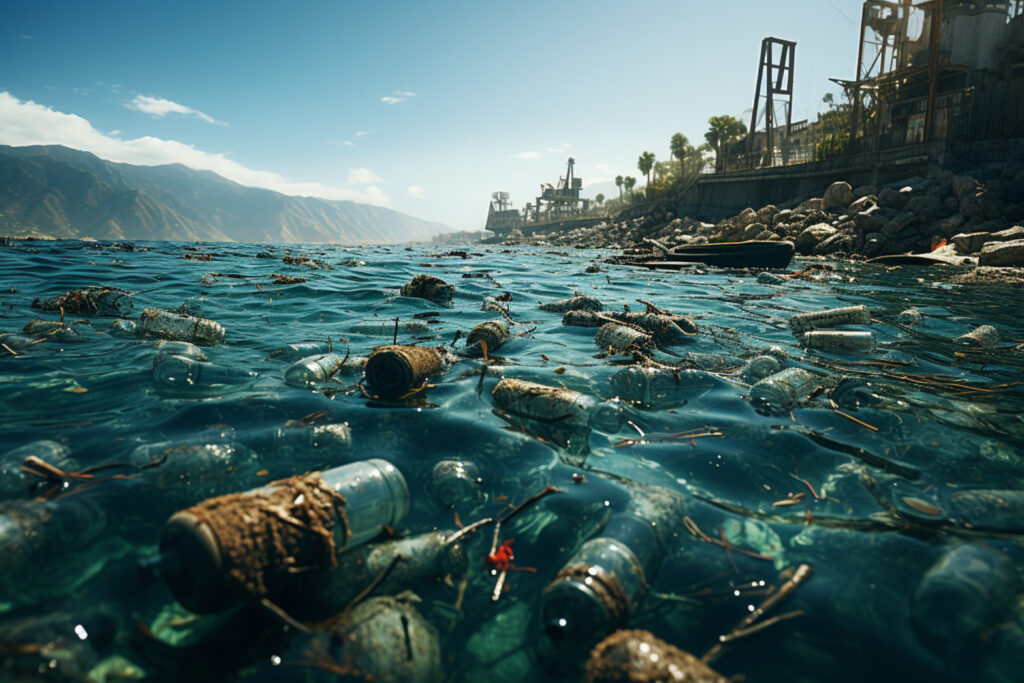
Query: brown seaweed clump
[[586, 630, 728, 683], [400, 274, 455, 305]]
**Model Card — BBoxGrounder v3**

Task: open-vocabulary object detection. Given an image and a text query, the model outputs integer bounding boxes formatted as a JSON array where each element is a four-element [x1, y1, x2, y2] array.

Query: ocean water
[[1, 239, 1023, 682]]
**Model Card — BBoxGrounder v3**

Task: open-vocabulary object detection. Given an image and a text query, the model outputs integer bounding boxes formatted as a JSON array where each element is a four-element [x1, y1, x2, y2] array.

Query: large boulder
[[795, 223, 837, 254], [990, 225, 1024, 241], [756, 204, 779, 226], [978, 239, 1024, 266], [853, 185, 879, 198], [883, 212, 916, 236], [734, 207, 758, 229], [796, 197, 823, 213], [742, 223, 767, 240], [905, 195, 943, 221], [952, 231, 994, 254], [854, 206, 885, 234], [877, 187, 909, 210], [814, 232, 856, 255], [952, 175, 981, 202], [862, 233, 886, 258], [822, 181, 856, 212], [931, 214, 965, 237]]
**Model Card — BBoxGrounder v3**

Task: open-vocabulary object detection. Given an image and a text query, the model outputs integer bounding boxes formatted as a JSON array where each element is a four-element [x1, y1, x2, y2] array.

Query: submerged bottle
[[739, 355, 783, 384], [955, 324, 999, 348], [400, 274, 455, 305], [610, 366, 724, 408], [430, 459, 484, 509], [270, 341, 332, 362], [0, 439, 77, 501], [897, 308, 923, 326], [594, 323, 653, 354], [748, 367, 820, 413], [153, 355, 257, 391], [137, 308, 225, 346], [800, 330, 877, 354], [23, 319, 95, 342], [283, 352, 347, 387], [150, 458, 409, 613], [153, 340, 207, 366], [789, 304, 871, 334], [492, 378, 624, 433], [243, 423, 353, 468], [363, 345, 446, 398], [541, 485, 682, 654]]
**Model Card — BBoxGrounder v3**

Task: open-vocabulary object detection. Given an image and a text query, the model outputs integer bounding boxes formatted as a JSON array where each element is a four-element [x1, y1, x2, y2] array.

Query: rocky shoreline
[[501, 164, 1024, 269]]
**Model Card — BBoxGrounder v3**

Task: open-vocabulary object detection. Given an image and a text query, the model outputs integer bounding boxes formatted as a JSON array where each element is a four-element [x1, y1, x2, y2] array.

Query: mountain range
[[0, 145, 448, 243]]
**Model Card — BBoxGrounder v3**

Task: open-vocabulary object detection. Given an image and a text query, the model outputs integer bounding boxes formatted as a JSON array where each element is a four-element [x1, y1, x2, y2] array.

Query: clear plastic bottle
[[610, 366, 723, 408], [955, 324, 999, 348], [23, 319, 95, 342], [430, 459, 484, 509], [151, 458, 409, 613], [492, 378, 624, 433], [594, 323, 652, 354], [269, 341, 332, 362], [243, 423, 353, 469], [283, 352, 346, 387], [153, 355, 257, 392], [152, 340, 207, 366], [541, 485, 681, 654], [137, 308, 225, 346], [800, 330, 877, 354], [897, 308, 923, 326], [0, 440, 77, 501], [739, 355, 783, 384], [748, 367, 820, 413]]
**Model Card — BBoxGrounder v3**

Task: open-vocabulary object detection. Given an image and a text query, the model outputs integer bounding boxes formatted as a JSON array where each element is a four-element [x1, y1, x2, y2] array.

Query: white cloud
[[510, 151, 542, 160], [0, 91, 389, 205], [544, 143, 571, 153], [109, 129, 122, 136], [355, 131, 369, 136], [393, 91, 416, 97], [127, 94, 225, 125], [407, 185, 425, 199], [381, 96, 405, 105], [347, 167, 384, 185], [381, 91, 415, 104]]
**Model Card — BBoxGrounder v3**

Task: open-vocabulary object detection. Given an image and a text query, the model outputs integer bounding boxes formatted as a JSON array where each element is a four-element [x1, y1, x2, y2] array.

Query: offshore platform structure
[[484, 158, 598, 239], [835, 0, 1024, 154]]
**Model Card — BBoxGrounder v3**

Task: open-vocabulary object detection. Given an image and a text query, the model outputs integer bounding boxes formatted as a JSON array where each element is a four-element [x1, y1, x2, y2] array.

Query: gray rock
[[877, 187, 908, 210], [854, 208, 884, 234], [862, 233, 886, 258], [756, 205, 779, 226], [755, 230, 779, 240], [990, 225, 1024, 241], [905, 195, 943, 220], [796, 197, 823, 213], [883, 212, 916, 236], [822, 181, 856, 212], [952, 231, 994, 254], [931, 214, 965, 237], [978, 192, 1002, 220], [943, 196, 959, 213], [978, 239, 1024, 267], [959, 196, 985, 221], [735, 208, 758, 229], [801, 211, 830, 228], [742, 223, 767, 240], [796, 223, 837, 254], [814, 232, 855, 255], [848, 196, 876, 214], [952, 175, 981, 202]]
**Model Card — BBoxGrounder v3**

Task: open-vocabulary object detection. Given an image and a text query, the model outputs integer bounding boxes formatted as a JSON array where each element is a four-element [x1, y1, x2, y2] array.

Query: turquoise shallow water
[[1, 240, 1023, 682]]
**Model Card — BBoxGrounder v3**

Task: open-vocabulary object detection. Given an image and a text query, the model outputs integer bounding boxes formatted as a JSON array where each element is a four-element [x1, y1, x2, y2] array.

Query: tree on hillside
[[670, 132, 690, 176], [615, 175, 624, 200], [704, 115, 748, 172], [637, 151, 655, 189], [624, 176, 637, 198], [595, 193, 605, 206]]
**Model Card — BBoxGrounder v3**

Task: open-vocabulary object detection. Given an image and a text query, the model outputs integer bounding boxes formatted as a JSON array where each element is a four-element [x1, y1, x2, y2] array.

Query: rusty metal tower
[[746, 36, 796, 167]]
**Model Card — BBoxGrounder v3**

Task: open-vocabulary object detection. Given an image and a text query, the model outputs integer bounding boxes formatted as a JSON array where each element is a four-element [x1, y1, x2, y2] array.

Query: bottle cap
[[159, 511, 235, 614], [541, 576, 615, 651]]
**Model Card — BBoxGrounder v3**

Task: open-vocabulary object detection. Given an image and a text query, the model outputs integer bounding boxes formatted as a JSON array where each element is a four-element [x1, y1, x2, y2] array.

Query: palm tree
[[670, 132, 690, 176], [595, 193, 605, 206], [624, 176, 637, 198], [704, 115, 747, 172], [615, 175, 624, 200], [637, 151, 655, 189]]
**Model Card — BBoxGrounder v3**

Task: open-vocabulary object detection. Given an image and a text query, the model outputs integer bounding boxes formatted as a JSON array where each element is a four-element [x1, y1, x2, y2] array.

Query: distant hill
[[0, 145, 448, 243]]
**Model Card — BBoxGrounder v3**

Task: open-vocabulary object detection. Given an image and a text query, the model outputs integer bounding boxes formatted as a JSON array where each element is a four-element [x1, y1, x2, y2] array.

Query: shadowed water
[[1, 239, 1022, 682]]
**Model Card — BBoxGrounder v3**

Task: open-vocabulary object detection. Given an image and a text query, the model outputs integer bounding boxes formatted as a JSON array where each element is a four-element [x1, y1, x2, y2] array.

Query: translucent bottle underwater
[[748, 367, 820, 413], [283, 352, 346, 387], [738, 355, 782, 384], [610, 366, 724, 408], [153, 355, 257, 391], [270, 341, 332, 362], [955, 324, 999, 348], [152, 340, 207, 366], [540, 485, 682, 655], [492, 378, 624, 433], [242, 423, 353, 470], [430, 459, 484, 509], [149, 458, 409, 613], [800, 330, 877, 354], [137, 308, 225, 346], [0, 439, 77, 501]]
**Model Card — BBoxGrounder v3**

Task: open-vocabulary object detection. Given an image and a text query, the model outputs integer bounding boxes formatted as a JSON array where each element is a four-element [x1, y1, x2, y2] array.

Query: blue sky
[[1, 0, 864, 233]]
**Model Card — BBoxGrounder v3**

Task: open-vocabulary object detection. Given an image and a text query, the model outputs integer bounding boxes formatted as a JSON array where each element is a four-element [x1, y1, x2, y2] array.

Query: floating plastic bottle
[[108, 319, 138, 337], [800, 330, 877, 354], [829, 377, 880, 409], [153, 340, 207, 366], [430, 459, 484, 509], [955, 324, 998, 348], [244, 423, 353, 467], [0, 440, 77, 501], [269, 341, 332, 362], [137, 308, 225, 346], [789, 305, 871, 333], [350, 319, 432, 336], [128, 435, 261, 507], [594, 323, 652, 354], [276, 530, 467, 620], [897, 308, 923, 326], [151, 458, 409, 613], [748, 367, 820, 413], [283, 352, 346, 387], [492, 378, 624, 433], [32, 286, 134, 318], [563, 312, 697, 344], [739, 355, 782, 384], [539, 295, 602, 313], [22, 319, 94, 342], [466, 320, 510, 356], [363, 345, 445, 398], [153, 355, 258, 392], [541, 485, 681, 653], [912, 544, 1017, 658], [610, 367, 723, 408]]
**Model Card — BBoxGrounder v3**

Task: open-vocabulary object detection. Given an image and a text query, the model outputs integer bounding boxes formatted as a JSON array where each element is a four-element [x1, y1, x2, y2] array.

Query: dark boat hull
[[640, 240, 795, 269]]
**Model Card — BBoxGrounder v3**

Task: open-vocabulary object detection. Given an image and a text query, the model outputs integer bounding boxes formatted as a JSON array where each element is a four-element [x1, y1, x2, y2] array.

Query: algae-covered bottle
[[609, 366, 723, 408], [153, 355, 257, 391], [800, 330, 877, 354], [789, 304, 871, 333], [748, 367, 820, 413], [151, 458, 409, 613], [465, 321, 511, 356], [137, 308, 225, 346], [363, 345, 445, 398], [492, 378, 624, 433]]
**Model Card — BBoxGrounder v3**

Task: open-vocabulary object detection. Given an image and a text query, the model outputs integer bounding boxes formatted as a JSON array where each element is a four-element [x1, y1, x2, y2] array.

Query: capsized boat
[[639, 240, 795, 270]]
